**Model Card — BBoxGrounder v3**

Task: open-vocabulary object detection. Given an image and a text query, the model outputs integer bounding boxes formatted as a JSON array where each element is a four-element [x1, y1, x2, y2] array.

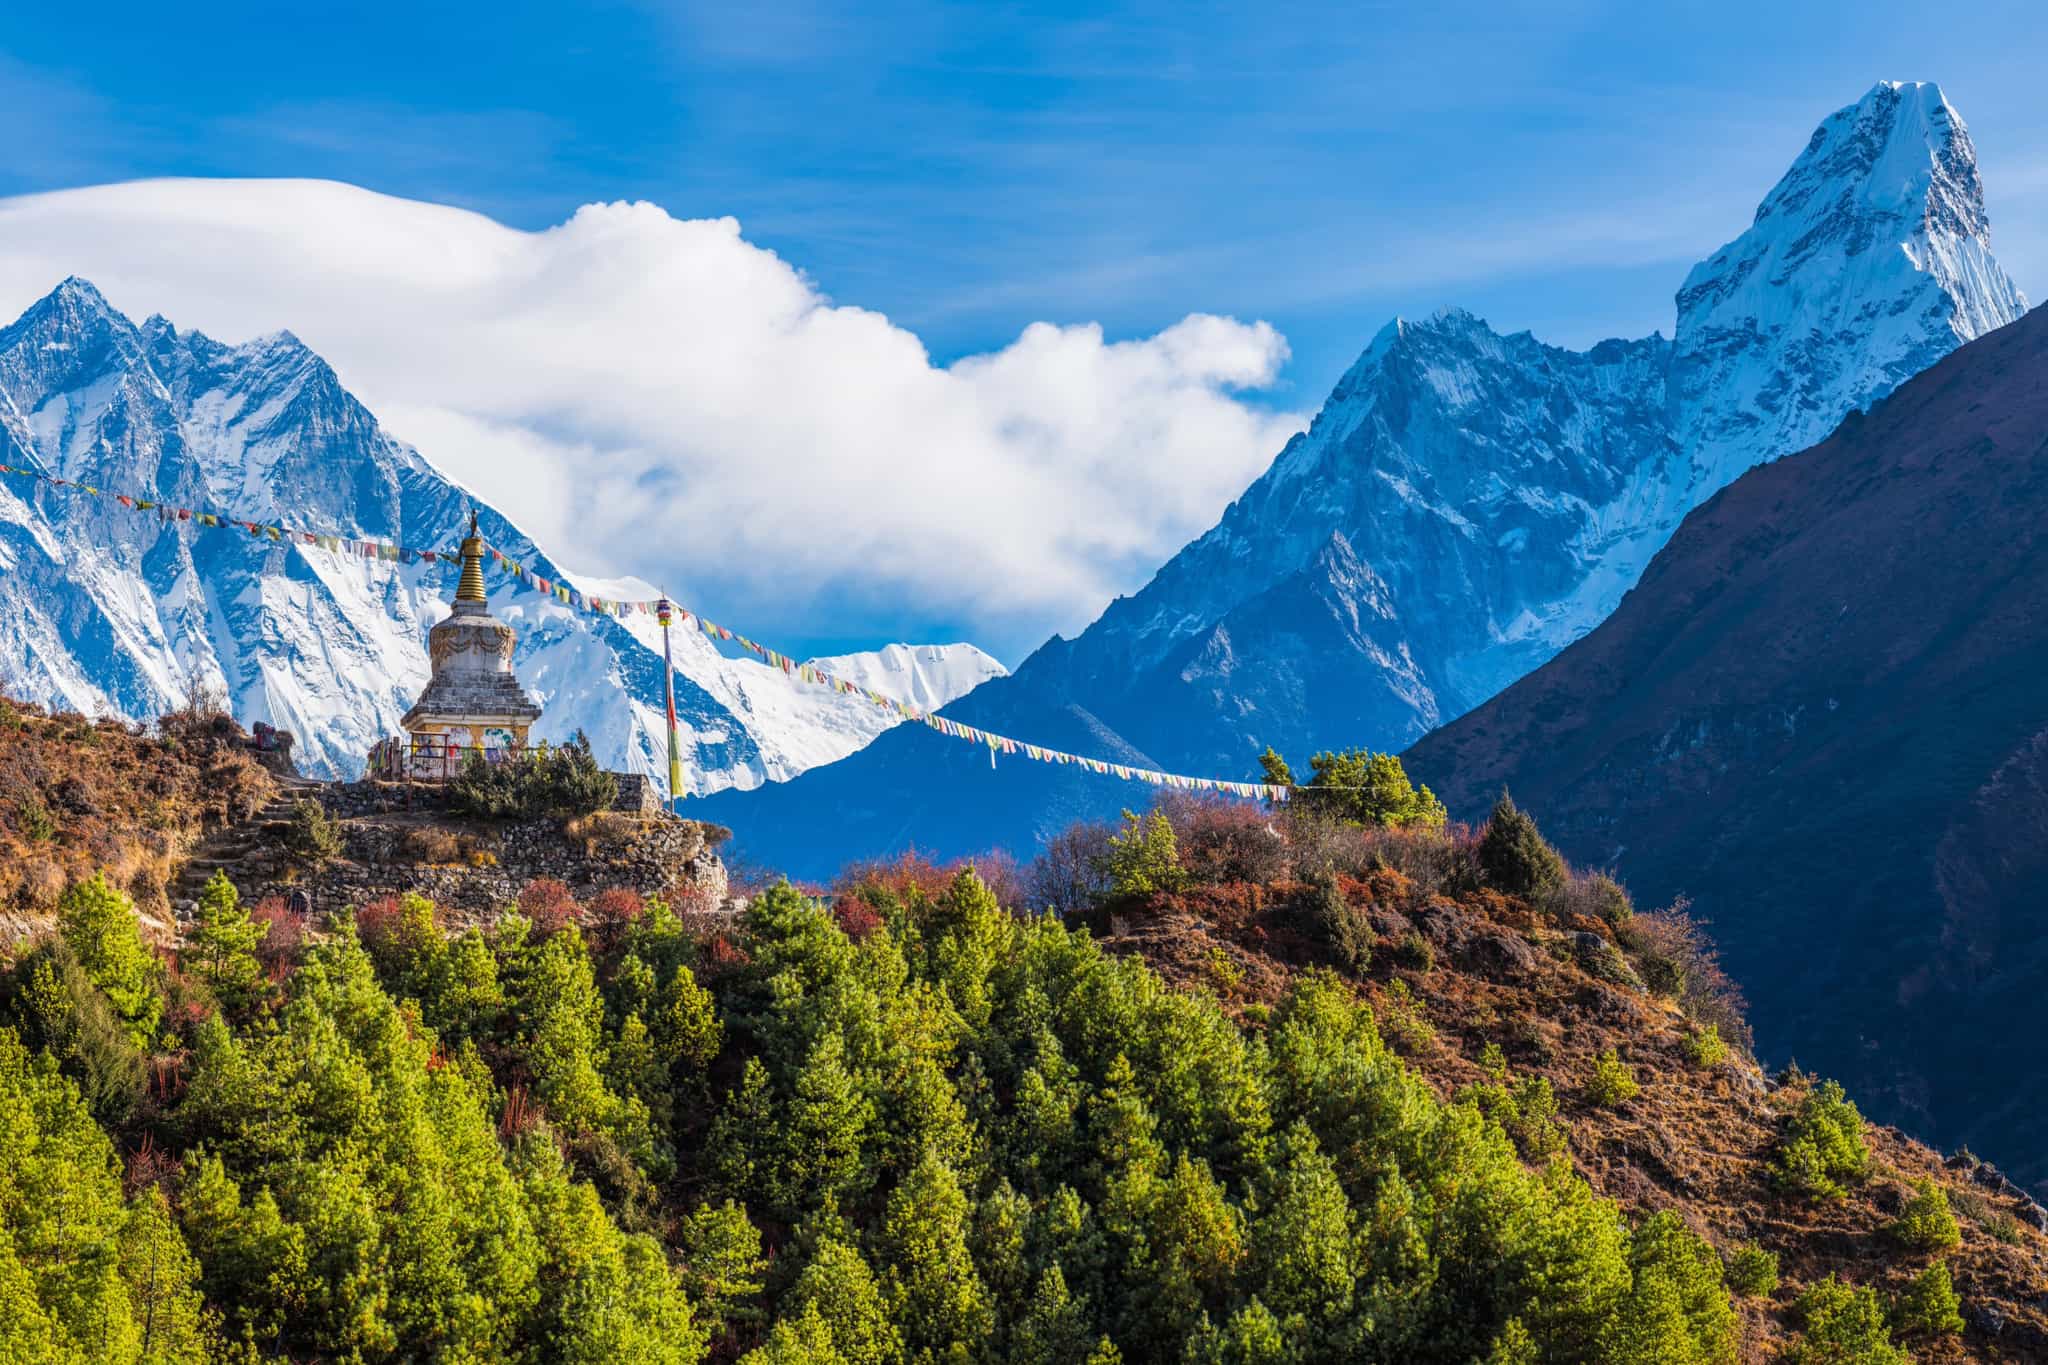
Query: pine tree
[[1893, 1260, 1963, 1339], [1100, 811, 1185, 898], [1476, 791, 1566, 901], [678, 1201, 766, 1337], [1013, 1264, 1098, 1365], [880, 1151, 994, 1362], [56, 872, 163, 1044], [1253, 1125, 1355, 1327], [787, 1237, 898, 1365], [189, 871, 266, 1011]]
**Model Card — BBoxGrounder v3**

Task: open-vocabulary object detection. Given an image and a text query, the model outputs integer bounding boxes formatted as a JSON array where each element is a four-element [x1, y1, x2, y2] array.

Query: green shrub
[[1377, 977, 1436, 1051], [449, 733, 618, 820], [10, 944, 148, 1121], [1682, 1025, 1728, 1069], [1787, 1276, 1908, 1364], [537, 732, 619, 817], [450, 749, 527, 817], [1584, 1048, 1639, 1108], [1725, 1242, 1778, 1298], [1892, 1260, 1963, 1339], [1395, 929, 1435, 973], [1099, 809, 1184, 898], [1546, 871, 1633, 927], [1770, 1080, 1869, 1201], [284, 797, 342, 863], [16, 792, 56, 843], [1299, 874, 1370, 973], [1476, 791, 1566, 901], [1887, 1178, 1961, 1252], [1460, 1070, 1566, 1161], [1270, 747, 1448, 829], [1582, 873, 1632, 927]]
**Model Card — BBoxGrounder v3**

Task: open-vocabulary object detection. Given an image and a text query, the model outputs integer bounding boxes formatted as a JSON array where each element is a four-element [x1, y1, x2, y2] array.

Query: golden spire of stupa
[[455, 509, 488, 604]]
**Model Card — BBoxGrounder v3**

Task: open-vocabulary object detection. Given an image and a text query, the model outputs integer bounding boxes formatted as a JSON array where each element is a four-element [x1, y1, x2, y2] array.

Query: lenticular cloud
[[0, 179, 1302, 651]]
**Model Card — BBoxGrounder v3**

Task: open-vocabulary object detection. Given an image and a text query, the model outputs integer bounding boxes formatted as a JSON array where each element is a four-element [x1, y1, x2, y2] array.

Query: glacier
[[0, 278, 1004, 786]]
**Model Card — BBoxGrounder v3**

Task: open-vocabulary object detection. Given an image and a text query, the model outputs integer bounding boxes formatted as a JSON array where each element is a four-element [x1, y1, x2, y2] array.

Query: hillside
[[1405, 297, 2048, 1200], [0, 696, 272, 943], [700, 80, 2029, 879], [2, 714, 2045, 1361]]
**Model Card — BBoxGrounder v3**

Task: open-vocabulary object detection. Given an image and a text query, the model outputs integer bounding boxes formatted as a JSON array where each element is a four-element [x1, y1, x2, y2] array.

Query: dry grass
[[400, 825, 497, 867], [564, 809, 648, 859], [0, 698, 272, 939]]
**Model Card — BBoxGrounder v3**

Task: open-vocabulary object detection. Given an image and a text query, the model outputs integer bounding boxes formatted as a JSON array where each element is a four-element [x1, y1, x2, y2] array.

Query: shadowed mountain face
[[1406, 303, 2048, 1191], [706, 80, 2027, 878]]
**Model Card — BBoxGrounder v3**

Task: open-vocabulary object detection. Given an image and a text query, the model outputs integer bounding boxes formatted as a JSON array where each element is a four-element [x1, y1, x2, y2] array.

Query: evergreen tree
[[1013, 1264, 1098, 1365], [188, 871, 266, 1011], [1100, 811, 1185, 898], [1887, 1178, 1961, 1251], [1252, 1125, 1355, 1330], [677, 1201, 766, 1338], [56, 873, 163, 1044], [1476, 791, 1567, 901], [1771, 1080, 1869, 1201], [1600, 1212, 1737, 1365], [1290, 748, 1448, 829], [1787, 1276, 1907, 1364], [786, 1236, 898, 1365], [0, 1028, 210, 1364], [1893, 1260, 1963, 1339], [881, 1151, 994, 1363]]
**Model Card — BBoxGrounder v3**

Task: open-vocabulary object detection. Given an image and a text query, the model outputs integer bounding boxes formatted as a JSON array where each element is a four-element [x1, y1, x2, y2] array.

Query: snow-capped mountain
[[0, 278, 1003, 785], [701, 79, 2029, 877], [1041, 80, 2026, 761]]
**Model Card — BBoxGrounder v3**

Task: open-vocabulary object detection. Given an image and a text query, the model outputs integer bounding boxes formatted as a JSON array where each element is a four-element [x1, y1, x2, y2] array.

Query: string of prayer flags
[[462, 533, 1288, 801], [0, 456, 1287, 803], [0, 461, 459, 566]]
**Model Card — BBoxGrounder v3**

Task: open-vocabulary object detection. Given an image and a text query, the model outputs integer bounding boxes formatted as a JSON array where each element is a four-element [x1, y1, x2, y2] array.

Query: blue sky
[[3, 1, 2045, 658]]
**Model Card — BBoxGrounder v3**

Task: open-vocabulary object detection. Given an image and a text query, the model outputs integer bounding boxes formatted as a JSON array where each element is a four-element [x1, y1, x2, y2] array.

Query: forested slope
[[1, 713, 2043, 1361]]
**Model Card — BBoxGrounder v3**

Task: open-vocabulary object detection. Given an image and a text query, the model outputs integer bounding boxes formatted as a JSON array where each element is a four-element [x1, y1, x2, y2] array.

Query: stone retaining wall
[[232, 781, 727, 923]]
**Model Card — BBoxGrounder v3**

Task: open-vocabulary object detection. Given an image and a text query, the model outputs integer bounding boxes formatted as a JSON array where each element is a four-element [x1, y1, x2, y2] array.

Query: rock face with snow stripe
[[705, 80, 2028, 878], [0, 278, 1003, 786]]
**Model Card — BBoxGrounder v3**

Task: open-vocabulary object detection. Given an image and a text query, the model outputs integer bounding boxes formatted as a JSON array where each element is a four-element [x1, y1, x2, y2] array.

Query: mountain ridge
[[1404, 297, 2048, 1193], [0, 278, 1002, 787], [705, 79, 2027, 877]]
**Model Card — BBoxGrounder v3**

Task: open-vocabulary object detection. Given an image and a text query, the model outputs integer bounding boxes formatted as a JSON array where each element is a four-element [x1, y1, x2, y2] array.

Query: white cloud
[[0, 178, 1303, 657]]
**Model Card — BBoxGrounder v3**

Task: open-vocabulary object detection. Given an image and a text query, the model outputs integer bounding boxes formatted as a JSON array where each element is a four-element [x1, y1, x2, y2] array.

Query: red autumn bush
[[247, 894, 306, 978], [518, 878, 581, 937], [700, 933, 751, 974], [585, 887, 644, 949], [1157, 792, 1288, 886], [835, 848, 959, 905], [355, 895, 407, 955], [832, 894, 884, 941]]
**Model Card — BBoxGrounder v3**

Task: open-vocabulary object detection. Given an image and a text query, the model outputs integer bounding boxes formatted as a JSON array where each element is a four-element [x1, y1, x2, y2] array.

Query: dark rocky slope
[[1405, 304, 2048, 1193]]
